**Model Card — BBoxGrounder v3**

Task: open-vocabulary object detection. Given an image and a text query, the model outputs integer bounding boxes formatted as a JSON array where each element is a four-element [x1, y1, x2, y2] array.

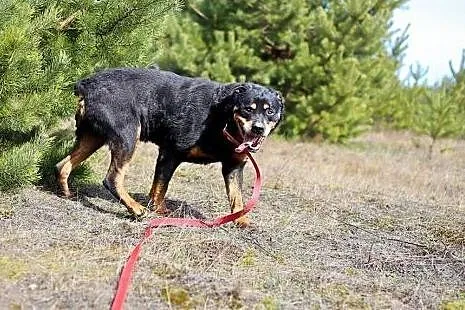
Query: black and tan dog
[[56, 68, 284, 226]]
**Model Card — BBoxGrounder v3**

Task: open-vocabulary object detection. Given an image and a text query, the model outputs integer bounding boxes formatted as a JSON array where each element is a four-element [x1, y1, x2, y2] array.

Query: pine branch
[[96, 0, 173, 37]]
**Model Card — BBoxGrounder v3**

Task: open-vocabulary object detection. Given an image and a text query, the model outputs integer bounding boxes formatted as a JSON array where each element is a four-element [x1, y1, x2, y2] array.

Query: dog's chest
[[184, 145, 217, 164]]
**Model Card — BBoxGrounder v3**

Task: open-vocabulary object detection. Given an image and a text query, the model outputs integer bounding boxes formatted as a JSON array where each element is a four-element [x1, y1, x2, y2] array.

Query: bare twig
[[188, 3, 208, 20], [58, 11, 81, 31], [220, 226, 282, 261], [326, 213, 430, 249]]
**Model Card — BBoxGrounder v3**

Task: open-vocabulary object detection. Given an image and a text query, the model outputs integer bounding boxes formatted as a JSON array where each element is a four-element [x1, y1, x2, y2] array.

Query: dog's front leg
[[222, 160, 250, 227], [149, 150, 180, 214]]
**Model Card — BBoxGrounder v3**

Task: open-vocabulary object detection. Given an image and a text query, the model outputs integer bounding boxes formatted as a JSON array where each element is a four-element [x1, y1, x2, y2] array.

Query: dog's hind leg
[[103, 151, 146, 217], [149, 149, 180, 215], [103, 129, 146, 217], [56, 134, 104, 197]]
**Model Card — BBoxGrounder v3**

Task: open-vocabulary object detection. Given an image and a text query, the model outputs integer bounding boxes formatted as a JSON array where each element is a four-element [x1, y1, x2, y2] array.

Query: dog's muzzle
[[240, 134, 266, 152], [239, 125, 268, 153]]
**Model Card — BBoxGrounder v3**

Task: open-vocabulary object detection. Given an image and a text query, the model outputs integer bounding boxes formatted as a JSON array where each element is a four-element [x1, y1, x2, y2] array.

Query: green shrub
[[0, 0, 179, 191], [413, 87, 463, 158], [0, 136, 50, 191]]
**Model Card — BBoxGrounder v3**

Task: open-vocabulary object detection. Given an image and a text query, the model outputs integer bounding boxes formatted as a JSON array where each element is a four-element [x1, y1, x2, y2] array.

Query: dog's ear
[[271, 88, 285, 124], [217, 83, 249, 104], [275, 90, 285, 107]]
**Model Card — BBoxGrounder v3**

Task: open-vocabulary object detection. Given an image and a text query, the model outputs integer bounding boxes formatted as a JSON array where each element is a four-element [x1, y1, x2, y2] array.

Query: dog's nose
[[251, 123, 265, 135]]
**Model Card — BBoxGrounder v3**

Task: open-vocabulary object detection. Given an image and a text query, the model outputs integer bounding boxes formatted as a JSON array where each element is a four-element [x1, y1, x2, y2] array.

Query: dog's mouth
[[234, 121, 266, 153], [240, 133, 266, 152]]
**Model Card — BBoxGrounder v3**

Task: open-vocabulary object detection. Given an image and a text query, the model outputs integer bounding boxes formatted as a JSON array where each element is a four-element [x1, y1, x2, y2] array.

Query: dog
[[55, 68, 284, 226]]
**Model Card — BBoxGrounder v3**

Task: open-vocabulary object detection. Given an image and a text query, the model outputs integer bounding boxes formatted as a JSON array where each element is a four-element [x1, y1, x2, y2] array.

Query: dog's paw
[[234, 216, 251, 228], [148, 199, 170, 215], [58, 189, 76, 199], [127, 202, 147, 219], [155, 206, 170, 216], [129, 206, 148, 221]]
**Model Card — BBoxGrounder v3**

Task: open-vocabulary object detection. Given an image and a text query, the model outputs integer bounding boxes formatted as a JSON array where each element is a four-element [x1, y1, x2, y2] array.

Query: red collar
[[223, 126, 250, 153]]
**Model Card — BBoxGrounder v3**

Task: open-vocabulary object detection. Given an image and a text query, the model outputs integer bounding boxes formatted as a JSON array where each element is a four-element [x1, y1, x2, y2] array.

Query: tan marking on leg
[[105, 126, 144, 216], [56, 156, 72, 197], [56, 135, 103, 197], [149, 180, 169, 215], [106, 160, 145, 216], [226, 177, 250, 227]]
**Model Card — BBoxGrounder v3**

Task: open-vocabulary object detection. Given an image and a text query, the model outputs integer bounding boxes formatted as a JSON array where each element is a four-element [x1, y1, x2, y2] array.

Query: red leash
[[110, 129, 262, 310]]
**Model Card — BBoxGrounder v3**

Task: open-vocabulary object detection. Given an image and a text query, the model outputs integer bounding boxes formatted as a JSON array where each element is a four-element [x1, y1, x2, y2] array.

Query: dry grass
[[1, 130, 464, 309]]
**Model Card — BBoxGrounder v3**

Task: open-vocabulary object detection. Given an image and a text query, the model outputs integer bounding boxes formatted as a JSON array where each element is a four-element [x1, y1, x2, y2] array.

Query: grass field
[[1, 131, 464, 309]]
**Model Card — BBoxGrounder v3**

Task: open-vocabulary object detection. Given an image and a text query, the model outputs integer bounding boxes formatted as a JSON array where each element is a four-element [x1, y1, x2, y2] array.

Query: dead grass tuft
[[0, 205, 14, 219], [431, 220, 465, 246], [318, 283, 370, 309], [160, 285, 195, 308]]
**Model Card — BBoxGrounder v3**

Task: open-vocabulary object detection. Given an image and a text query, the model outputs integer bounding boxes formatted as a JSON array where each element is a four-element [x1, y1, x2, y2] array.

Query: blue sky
[[392, 0, 465, 83]]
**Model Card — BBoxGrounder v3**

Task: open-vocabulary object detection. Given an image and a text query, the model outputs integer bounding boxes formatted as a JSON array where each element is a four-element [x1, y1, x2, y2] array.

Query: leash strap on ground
[[110, 130, 262, 310]]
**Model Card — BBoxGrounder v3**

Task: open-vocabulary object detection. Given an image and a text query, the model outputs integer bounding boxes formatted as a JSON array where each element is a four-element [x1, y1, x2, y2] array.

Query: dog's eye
[[245, 106, 254, 113], [266, 108, 275, 116]]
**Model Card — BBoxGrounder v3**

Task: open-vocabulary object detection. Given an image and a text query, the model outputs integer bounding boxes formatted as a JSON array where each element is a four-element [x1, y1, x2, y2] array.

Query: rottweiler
[[55, 68, 284, 226]]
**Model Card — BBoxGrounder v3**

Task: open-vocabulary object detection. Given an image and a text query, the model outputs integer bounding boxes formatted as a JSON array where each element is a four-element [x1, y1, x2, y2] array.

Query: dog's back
[[74, 68, 220, 148]]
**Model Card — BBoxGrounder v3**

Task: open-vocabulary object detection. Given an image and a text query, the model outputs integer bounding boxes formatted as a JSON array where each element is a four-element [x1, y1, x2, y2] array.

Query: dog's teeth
[[252, 136, 262, 147]]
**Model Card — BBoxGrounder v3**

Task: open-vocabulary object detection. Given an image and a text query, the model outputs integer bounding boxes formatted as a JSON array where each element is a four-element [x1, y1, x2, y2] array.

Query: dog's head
[[219, 83, 284, 152]]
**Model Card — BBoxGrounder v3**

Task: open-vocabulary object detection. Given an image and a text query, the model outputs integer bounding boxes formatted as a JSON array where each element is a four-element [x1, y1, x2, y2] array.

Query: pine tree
[[0, 0, 179, 190], [413, 87, 462, 158], [158, 0, 405, 142], [389, 53, 465, 158]]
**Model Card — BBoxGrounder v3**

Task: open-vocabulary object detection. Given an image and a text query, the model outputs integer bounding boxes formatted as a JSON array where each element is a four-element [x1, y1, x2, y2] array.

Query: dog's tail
[[74, 79, 88, 97], [74, 80, 88, 125]]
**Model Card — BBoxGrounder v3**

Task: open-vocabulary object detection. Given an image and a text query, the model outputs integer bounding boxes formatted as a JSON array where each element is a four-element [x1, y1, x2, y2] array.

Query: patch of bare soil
[[1, 131, 464, 309]]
